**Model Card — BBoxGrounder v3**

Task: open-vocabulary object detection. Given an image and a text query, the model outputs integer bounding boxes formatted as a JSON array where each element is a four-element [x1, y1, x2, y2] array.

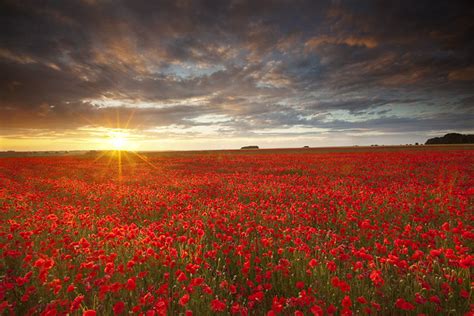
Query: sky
[[1, 0, 473, 151]]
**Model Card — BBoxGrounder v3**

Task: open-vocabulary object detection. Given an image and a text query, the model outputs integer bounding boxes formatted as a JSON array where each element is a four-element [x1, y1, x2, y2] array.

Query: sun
[[111, 136, 126, 149], [108, 132, 129, 150], [94, 128, 159, 181]]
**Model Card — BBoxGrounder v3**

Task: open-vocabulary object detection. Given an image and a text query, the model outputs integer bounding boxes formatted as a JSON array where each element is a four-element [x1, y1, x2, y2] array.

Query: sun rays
[[80, 108, 163, 181], [91, 149, 162, 183]]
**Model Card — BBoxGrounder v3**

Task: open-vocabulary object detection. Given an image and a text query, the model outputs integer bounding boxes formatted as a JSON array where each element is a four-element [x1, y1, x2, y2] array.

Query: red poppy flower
[[211, 299, 226, 312], [113, 301, 125, 315], [395, 298, 415, 311], [126, 278, 136, 291], [179, 294, 190, 306]]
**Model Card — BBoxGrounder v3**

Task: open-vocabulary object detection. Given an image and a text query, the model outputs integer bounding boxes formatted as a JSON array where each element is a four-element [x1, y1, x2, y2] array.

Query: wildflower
[[327, 261, 337, 272], [309, 258, 318, 268], [357, 296, 367, 304], [177, 271, 187, 282], [179, 294, 190, 306], [70, 295, 84, 312], [310, 304, 323, 315], [126, 278, 136, 291], [211, 299, 226, 312], [369, 270, 384, 287], [113, 301, 125, 315], [395, 298, 414, 311], [342, 295, 352, 309]]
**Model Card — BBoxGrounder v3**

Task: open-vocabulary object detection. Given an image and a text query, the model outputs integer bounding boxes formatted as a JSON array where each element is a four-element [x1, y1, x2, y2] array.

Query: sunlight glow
[[108, 131, 130, 150], [111, 136, 126, 149]]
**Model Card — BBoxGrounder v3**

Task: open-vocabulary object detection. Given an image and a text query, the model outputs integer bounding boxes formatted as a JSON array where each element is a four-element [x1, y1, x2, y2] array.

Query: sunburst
[[77, 108, 162, 181], [108, 131, 129, 151]]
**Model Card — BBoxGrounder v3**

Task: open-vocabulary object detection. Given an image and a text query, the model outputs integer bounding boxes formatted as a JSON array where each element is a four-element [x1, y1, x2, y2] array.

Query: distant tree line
[[426, 133, 474, 144]]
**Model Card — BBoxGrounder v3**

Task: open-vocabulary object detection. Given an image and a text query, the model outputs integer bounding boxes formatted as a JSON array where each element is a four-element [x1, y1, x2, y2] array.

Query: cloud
[[448, 66, 474, 81], [0, 0, 473, 149], [305, 35, 377, 49]]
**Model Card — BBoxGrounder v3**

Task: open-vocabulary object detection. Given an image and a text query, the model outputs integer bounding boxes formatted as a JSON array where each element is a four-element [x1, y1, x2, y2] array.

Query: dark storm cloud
[[1, 0, 473, 141]]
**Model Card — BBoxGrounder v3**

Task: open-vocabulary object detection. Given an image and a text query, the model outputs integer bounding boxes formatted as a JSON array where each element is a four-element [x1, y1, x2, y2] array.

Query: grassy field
[[0, 146, 473, 315]]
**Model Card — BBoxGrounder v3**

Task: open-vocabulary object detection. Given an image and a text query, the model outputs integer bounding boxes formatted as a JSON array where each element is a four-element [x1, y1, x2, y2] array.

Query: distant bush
[[241, 146, 259, 149], [425, 133, 474, 144]]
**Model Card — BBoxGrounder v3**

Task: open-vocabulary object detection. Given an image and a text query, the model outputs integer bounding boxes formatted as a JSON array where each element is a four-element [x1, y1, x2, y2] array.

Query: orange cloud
[[448, 66, 474, 81], [305, 35, 377, 50], [0, 48, 36, 64], [381, 69, 429, 86], [92, 35, 150, 74]]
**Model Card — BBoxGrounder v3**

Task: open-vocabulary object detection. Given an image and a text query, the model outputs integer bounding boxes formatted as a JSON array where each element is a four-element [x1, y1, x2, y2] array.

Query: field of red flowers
[[1, 148, 473, 315]]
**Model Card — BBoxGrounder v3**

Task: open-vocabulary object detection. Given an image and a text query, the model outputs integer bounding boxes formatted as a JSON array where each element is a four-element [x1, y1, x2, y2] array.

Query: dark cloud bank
[[1, 0, 473, 148]]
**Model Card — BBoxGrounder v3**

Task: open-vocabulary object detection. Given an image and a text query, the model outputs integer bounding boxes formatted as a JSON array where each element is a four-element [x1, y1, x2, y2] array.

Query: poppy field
[[0, 148, 473, 315]]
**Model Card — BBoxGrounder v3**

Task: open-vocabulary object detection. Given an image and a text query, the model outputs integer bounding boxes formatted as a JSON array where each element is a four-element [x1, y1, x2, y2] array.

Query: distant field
[[2, 144, 473, 158], [138, 144, 474, 156], [0, 148, 473, 315]]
